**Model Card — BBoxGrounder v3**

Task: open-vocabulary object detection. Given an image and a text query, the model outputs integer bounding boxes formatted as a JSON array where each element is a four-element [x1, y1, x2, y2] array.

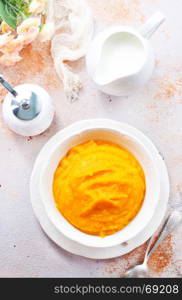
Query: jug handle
[[140, 12, 165, 39]]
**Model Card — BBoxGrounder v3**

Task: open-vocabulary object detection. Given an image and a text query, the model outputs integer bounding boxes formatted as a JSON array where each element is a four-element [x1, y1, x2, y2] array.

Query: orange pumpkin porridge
[[53, 140, 146, 237]]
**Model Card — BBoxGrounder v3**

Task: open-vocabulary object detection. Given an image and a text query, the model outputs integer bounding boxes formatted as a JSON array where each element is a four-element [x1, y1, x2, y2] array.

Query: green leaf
[[0, 1, 17, 29]]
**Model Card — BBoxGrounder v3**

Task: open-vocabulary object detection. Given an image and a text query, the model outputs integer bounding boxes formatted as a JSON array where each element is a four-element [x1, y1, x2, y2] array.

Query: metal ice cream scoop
[[0, 74, 41, 121], [0, 74, 54, 136]]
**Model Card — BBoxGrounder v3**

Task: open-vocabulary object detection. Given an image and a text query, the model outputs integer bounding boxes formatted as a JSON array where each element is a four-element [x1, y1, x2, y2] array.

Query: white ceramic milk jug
[[86, 12, 165, 96]]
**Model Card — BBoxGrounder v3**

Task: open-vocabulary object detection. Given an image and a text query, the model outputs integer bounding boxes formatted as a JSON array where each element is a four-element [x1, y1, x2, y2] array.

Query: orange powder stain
[[89, 0, 145, 25], [0, 88, 7, 103], [155, 59, 160, 67], [148, 235, 173, 273], [152, 116, 160, 123], [155, 76, 182, 100], [0, 41, 60, 104], [18, 44, 45, 74], [104, 235, 173, 277], [176, 184, 182, 192], [18, 42, 61, 90], [171, 260, 182, 277]]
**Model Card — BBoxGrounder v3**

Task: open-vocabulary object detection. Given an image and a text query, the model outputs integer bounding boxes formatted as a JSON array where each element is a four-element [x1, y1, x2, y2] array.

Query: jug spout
[[93, 30, 147, 87]]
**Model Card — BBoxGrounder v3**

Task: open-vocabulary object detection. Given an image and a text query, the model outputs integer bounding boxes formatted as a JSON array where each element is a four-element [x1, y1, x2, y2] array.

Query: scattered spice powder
[[0, 41, 60, 105], [104, 235, 173, 277], [172, 260, 182, 277], [148, 235, 173, 273], [89, 0, 144, 25], [27, 136, 33, 142], [176, 184, 182, 192], [149, 115, 160, 123], [146, 102, 158, 110], [107, 95, 112, 103], [0, 88, 7, 103], [19, 44, 45, 74], [154, 76, 182, 100], [155, 59, 160, 67], [104, 242, 147, 277]]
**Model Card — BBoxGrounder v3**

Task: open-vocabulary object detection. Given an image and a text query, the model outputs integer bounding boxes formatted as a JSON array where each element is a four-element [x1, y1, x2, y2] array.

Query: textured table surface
[[0, 0, 182, 277]]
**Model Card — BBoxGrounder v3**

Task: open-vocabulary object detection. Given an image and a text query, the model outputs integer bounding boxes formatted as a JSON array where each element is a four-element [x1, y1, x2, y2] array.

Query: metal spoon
[[124, 210, 182, 278]]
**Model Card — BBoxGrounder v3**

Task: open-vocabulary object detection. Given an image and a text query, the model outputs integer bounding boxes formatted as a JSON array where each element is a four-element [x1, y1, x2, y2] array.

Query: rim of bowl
[[39, 119, 161, 248]]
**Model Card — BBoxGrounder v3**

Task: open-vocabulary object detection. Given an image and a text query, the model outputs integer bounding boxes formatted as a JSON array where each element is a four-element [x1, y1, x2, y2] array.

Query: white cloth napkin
[[46, 0, 93, 101]]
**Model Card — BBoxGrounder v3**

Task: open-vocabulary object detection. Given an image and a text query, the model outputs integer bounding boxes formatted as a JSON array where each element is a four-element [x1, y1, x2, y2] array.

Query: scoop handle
[[140, 12, 165, 39], [0, 74, 18, 97]]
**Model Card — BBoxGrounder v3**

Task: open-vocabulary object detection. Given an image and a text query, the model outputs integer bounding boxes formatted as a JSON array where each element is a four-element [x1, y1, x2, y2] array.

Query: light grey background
[[0, 0, 182, 277]]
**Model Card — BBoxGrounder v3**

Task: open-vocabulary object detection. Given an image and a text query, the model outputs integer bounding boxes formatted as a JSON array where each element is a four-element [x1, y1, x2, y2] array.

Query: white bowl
[[39, 119, 160, 248]]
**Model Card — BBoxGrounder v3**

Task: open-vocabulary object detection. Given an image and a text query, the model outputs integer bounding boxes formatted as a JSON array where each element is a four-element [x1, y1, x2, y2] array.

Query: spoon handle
[[144, 210, 182, 262]]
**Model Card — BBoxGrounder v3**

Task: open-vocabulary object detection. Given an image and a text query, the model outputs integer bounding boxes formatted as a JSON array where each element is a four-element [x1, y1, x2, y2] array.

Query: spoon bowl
[[125, 263, 148, 278]]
